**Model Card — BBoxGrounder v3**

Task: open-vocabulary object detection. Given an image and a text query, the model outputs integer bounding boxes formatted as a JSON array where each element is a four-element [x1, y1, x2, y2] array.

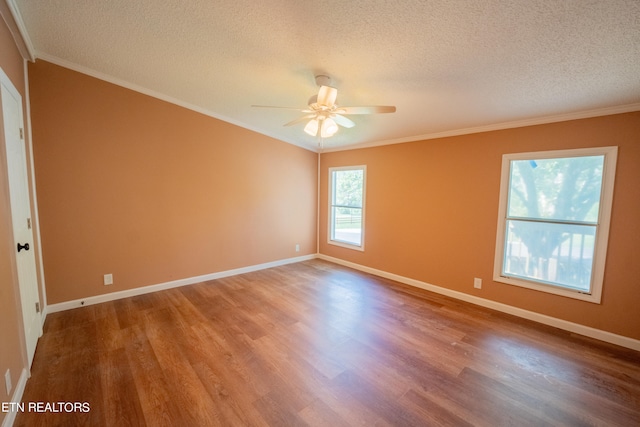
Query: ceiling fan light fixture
[[304, 118, 319, 136], [253, 74, 395, 141], [321, 117, 338, 137]]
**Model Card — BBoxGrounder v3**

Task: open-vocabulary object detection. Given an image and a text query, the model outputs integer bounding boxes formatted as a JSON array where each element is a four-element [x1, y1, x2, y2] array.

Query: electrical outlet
[[474, 278, 482, 289], [5, 369, 11, 396], [103, 274, 113, 286], [295, 244, 300, 252]]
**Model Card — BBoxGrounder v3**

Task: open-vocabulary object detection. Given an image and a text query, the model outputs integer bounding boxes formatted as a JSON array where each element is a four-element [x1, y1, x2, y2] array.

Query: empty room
[[1, 1, 639, 426]]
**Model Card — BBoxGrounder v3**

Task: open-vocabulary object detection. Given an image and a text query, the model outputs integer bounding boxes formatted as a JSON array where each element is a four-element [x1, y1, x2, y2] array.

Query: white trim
[[35, 249, 640, 350], [1, 65, 41, 369], [1, 368, 27, 427], [316, 153, 321, 254], [33, 53, 317, 153], [1, 0, 35, 61], [321, 103, 640, 153], [317, 254, 640, 351], [22, 60, 47, 331], [493, 146, 618, 304], [46, 254, 315, 313], [40, 303, 48, 330], [28, 56, 640, 157], [0, 66, 21, 105]]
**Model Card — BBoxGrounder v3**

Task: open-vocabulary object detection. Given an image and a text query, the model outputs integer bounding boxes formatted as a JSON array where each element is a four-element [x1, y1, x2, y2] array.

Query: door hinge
[[19, 128, 24, 140], [27, 218, 31, 229], [35, 302, 40, 313]]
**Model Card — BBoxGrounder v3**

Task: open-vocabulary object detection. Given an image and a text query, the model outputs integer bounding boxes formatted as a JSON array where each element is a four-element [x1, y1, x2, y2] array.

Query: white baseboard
[[318, 254, 640, 352], [1, 368, 27, 427], [43, 252, 640, 351], [46, 254, 316, 313]]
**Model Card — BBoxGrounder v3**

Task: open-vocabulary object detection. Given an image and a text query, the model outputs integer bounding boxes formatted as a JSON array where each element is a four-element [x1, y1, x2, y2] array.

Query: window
[[329, 166, 366, 250], [494, 147, 617, 303]]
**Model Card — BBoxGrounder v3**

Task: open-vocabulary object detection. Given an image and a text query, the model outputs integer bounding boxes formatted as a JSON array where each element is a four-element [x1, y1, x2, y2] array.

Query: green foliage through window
[[330, 167, 365, 248], [495, 146, 617, 303]]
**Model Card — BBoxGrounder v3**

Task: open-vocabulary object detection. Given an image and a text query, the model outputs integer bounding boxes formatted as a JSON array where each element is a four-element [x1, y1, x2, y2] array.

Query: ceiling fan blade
[[337, 106, 396, 114], [332, 114, 355, 128], [283, 114, 316, 127], [317, 86, 338, 107]]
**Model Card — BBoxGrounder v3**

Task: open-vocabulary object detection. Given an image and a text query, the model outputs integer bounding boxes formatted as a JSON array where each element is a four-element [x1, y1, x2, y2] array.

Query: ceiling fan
[[252, 75, 396, 139]]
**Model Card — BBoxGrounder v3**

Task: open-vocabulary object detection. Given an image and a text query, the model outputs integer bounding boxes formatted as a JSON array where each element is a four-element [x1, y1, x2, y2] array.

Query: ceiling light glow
[[304, 119, 319, 136], [321, 118, 338, 137]]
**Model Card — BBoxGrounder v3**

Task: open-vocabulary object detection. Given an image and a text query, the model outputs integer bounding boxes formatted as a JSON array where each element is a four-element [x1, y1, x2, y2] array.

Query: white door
[[1, 69, 42, 367]]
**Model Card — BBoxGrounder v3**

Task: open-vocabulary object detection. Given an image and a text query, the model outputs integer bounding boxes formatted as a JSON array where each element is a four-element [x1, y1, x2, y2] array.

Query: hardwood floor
[[15, 260, 640, 426]]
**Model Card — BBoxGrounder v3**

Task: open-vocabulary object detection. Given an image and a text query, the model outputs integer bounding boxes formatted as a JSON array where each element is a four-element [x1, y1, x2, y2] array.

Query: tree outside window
[[494, 147, 617, 303]]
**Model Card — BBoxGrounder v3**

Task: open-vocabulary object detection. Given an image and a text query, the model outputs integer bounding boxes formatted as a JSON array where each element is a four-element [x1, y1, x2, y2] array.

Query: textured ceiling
[[10, 0, 640, 151]]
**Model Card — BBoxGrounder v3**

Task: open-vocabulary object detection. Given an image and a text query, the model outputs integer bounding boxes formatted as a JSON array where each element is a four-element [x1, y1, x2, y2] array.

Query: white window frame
[[493, 146, 617, 304], [328, 165, 366, 251]]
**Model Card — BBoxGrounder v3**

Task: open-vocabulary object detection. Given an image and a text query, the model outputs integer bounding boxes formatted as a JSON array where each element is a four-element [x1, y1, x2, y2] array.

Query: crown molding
[[34, 52, 319, 153], [0, 0, 35, 61], [321, 103, 640, 153], [29, 54, 639, 156]]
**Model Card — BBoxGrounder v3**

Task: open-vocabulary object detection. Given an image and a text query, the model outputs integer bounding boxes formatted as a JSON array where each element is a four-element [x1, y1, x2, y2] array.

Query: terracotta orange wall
[[0, 14, 29, 422], [29, 60, 317, 304], [320, 112, 640, 340]]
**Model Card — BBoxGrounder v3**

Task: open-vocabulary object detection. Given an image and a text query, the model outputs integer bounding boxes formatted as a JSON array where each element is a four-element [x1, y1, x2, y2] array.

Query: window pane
[[507, 156, 604, 223], [334, 170, 363, 208], [503, 219, 596, 292], [330, 166, 365, 249], [331, 207, 362, 245]]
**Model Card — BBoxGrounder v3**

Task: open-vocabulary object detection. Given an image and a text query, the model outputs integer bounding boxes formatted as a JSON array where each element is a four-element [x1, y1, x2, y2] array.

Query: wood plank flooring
[[15, 260, 640, 426]]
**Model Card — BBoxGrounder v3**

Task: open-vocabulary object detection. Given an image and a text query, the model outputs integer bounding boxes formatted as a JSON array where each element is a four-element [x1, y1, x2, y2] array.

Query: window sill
[[493, 274, 602, 304], [328, 239, 365, 252]]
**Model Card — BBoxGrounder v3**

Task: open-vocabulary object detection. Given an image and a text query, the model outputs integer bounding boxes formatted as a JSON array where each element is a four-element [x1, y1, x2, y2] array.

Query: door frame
[[23, 61, 47, 317], [0, 64, 45, 368]]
